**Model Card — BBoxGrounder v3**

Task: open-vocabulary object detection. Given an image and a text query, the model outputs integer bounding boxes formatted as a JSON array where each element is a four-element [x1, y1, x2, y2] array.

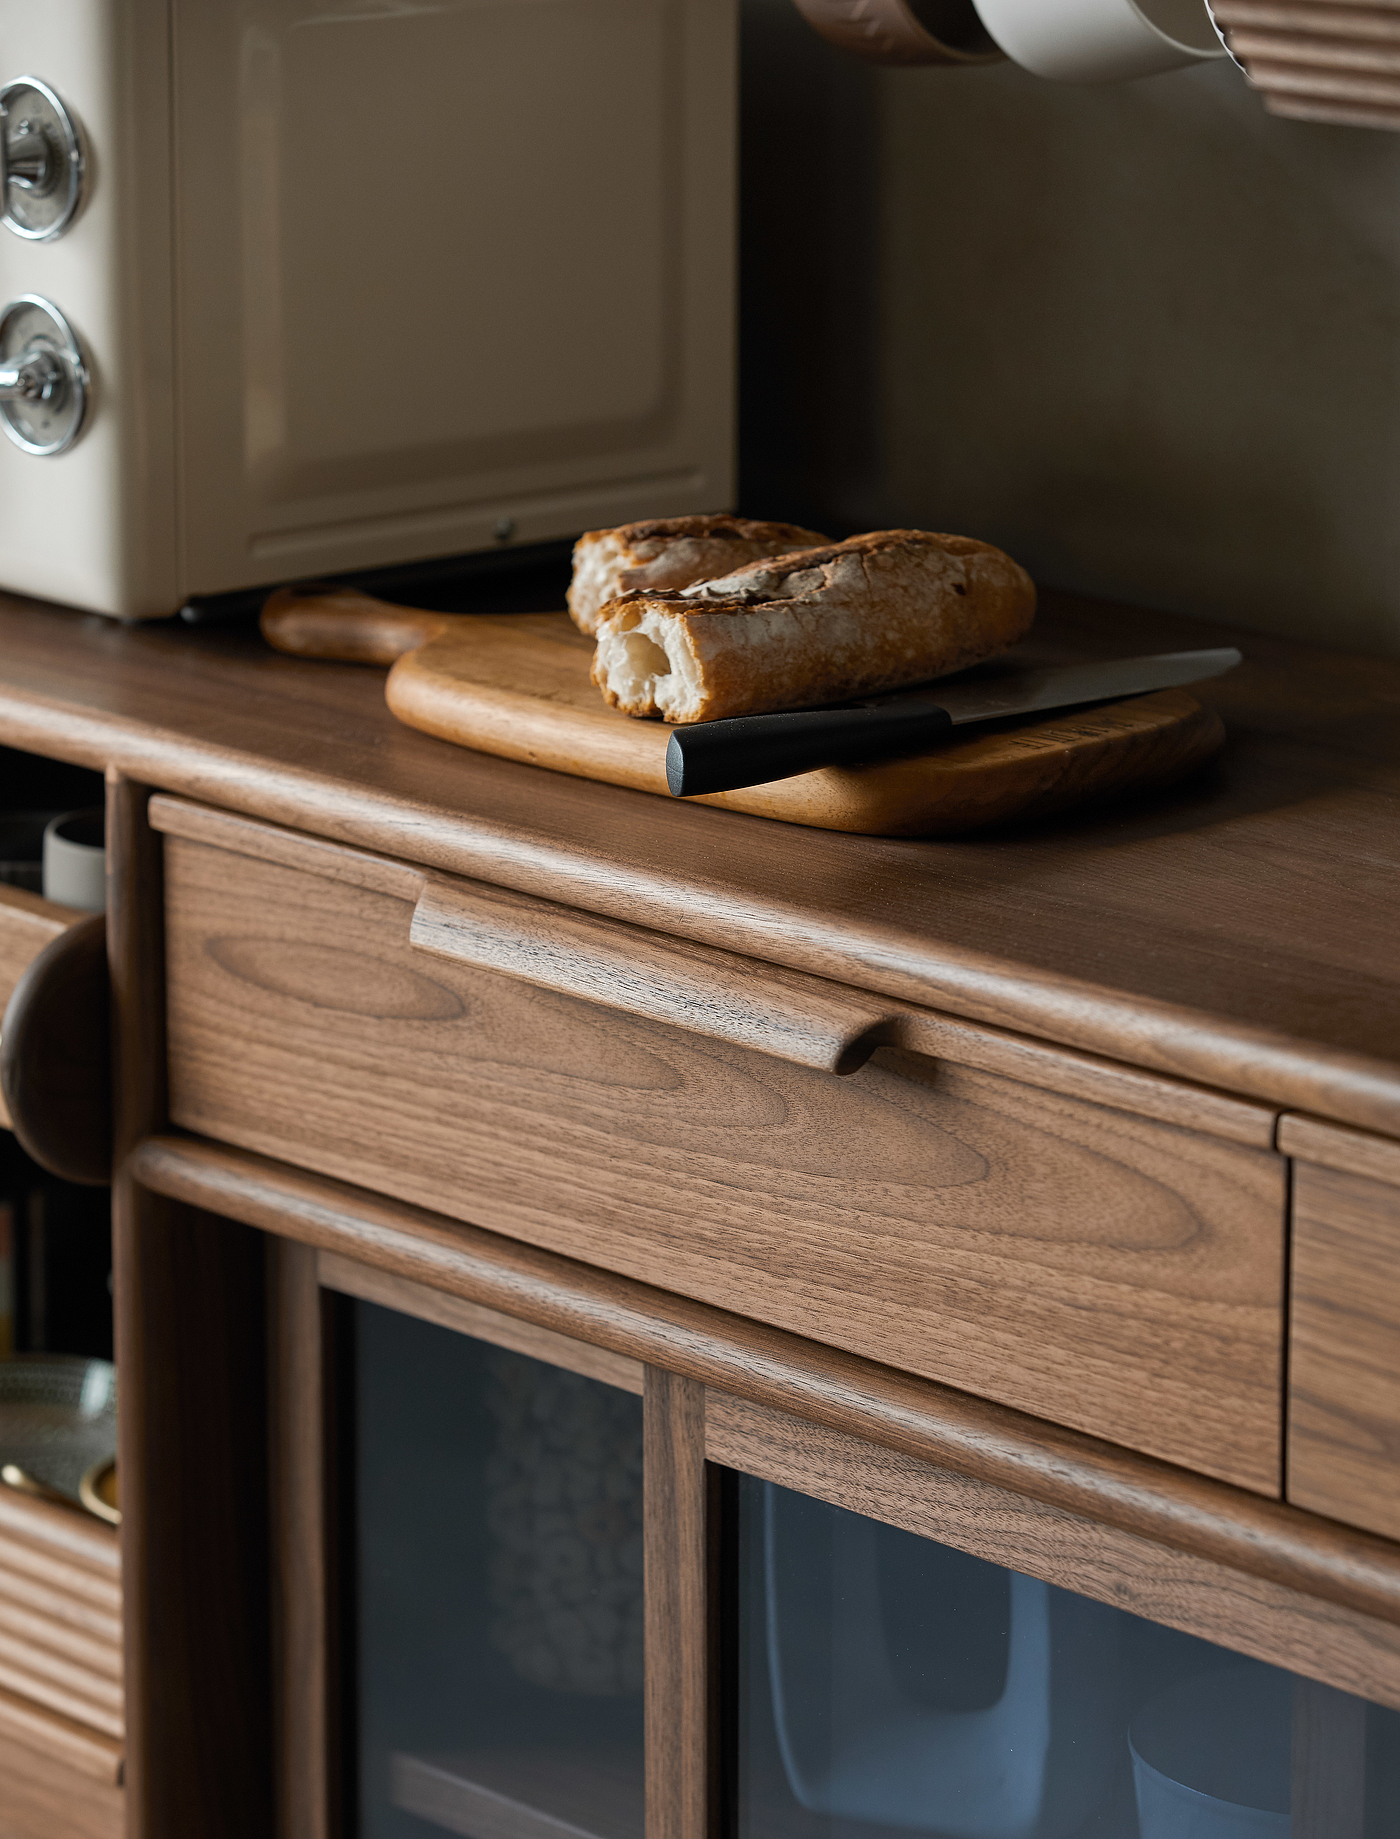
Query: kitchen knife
[[665, 647, 1242, 797]]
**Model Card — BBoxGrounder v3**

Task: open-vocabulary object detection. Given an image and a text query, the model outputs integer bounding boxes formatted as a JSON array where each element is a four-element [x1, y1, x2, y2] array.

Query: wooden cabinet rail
[[128, 1132, 1400, 1637]]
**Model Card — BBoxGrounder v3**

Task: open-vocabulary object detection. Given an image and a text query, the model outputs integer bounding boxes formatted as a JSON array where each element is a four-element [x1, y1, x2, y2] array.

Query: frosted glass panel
[[355, 1301, 644, 1839], [738, 1476, 1400, 1839]]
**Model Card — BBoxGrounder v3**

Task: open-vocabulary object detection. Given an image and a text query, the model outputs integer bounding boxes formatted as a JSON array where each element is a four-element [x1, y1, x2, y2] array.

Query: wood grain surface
[[269, 1241, 328, 1839], [0, 1683, 122, 1784], [0, 913, 110, 1183], [160, 832, 1287, 1489], [260, 591, 1225, 837], [147, 791, 1280, 1147], [0, 1570, 120, 1646], [318, 1254, 644, 1394], [0, 1487, 124, 1774], [0, 882, 84, 1128], [1280, 1110, 1400, 1185], [704, 1389, 1400, 1710], [110, 779, 272, 1839], [0, 1629, 121, 1713], [0, 1724, 122, 1834], [0, 1603, 122, 1680], [0, 1491, 119, 1579], [126, 1136, 1400, 1634], [0, 1537, 120, 1614], [0, 1652, 121, 1739], [0, 589, 1395, 1135], [0, 884, 82, 992], [1288, 1160, 1400, 1541], [107, 775, 161, 1839], [1292, 1677, 1366, 1838], [644, 1370, 709, 1839], [112, 1187, 274, 1839], [408, 872, 902, 1073]]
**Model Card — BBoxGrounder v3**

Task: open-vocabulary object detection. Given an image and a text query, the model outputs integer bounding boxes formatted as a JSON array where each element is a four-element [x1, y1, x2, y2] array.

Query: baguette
[[568, 514, 828, 635], [592, 529, 1035, 723]]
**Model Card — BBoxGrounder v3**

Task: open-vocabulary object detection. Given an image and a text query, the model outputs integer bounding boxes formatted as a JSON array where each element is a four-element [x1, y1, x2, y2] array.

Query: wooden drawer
[[153, 797, 1287, 1493], [0, 886, 88, 1132], [1282, 1114, 1400, 1541]]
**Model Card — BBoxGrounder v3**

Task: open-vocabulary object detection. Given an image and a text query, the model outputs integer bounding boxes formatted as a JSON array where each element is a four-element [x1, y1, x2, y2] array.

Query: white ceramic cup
[[1130, 1665, 1291, 1838], [42, 807, 106, 913], [972, 0, 1225, 81]]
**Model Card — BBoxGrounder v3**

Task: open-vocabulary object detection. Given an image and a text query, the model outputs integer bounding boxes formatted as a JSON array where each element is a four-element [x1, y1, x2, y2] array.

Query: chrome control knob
[[0, 77, 83, 241], [0, 297, 88, 454]]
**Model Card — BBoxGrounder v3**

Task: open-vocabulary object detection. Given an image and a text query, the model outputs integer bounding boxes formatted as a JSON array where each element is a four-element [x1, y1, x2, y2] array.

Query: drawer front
[[161, 823, 1287, 1492], [1286, 1126, 1400, 1541], [0, 886, 86, 1130]]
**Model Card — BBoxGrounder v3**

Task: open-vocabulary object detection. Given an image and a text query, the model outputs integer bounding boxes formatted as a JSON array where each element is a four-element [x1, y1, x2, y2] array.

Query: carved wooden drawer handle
[[0, 913, 111, 1185], [408, 876, 904, 1074], [148, 792, 908, 1075]]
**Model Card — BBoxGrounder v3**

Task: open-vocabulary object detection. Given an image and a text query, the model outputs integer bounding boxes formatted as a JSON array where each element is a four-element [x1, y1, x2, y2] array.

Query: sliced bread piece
[[568, 514, 829, 635], [592, 529, 1035, 723]]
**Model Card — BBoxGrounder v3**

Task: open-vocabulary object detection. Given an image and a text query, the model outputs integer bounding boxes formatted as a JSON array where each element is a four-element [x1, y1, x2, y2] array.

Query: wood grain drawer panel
[[0, 886, 83, 1009], [0, 885, 87, 1129], [162, 828, 1287, 1491], [1289, 1158, 1400, 1540]]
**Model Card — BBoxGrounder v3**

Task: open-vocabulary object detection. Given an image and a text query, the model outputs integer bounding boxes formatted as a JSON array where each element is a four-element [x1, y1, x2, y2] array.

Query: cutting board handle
[[261, 586, 448, 667]]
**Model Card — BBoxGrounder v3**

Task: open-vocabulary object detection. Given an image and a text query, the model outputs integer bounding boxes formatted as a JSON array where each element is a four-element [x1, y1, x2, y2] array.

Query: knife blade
[[665, 647, 1242, 798]]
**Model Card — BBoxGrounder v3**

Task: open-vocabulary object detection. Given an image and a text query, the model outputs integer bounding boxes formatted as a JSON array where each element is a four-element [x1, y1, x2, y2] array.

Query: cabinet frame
[[89, 778, 1400, 1839], [121, 1132, 1400, 1839]]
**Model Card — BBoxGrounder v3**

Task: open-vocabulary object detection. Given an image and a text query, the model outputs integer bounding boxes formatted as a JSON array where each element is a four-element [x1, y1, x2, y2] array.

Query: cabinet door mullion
[[645, 1366, 715, 1839], [269, 1238, 331, 1839]]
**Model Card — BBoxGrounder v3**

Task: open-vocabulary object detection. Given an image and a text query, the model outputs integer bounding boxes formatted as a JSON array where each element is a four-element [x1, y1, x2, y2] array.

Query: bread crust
[[591, 529, 1036, 723], [567, 514, 829, 635]]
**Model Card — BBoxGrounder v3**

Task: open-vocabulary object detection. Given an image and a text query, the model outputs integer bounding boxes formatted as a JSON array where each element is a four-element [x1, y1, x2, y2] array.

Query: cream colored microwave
[[0, 0, 735, 619]]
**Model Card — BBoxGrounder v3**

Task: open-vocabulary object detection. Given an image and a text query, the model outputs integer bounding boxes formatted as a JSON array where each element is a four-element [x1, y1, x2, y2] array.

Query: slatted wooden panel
[[1213, 0, 1400, 130], [0, 1490, 123, 1784], [0, 1725, 123, 1839]]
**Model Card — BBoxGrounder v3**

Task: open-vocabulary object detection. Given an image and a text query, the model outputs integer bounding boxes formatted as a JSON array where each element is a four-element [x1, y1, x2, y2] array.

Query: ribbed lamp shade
[[1211, 0, 1400, 129]]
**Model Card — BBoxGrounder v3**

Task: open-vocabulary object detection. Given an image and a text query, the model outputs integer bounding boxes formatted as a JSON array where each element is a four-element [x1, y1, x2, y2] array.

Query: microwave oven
[[0, 0, 735, 620]]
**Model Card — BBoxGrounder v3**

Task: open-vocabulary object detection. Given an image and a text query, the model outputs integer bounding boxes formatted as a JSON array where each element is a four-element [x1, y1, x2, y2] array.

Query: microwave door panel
[[172, 0, 735, 596]]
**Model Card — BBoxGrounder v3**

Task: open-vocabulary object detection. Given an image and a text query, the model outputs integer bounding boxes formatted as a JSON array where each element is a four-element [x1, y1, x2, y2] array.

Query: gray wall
[[740, 4, 1400, 655]]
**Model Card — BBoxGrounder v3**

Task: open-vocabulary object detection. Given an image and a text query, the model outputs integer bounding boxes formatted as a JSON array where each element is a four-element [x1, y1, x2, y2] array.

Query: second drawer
[[155, 799, 1287, 1493]]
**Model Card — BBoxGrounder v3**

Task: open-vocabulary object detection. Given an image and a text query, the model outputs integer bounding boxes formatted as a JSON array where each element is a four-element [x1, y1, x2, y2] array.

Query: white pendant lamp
[[972, 0, 1227, 81]]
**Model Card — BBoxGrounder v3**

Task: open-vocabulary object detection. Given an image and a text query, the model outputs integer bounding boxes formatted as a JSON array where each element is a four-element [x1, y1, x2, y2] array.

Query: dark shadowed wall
[[739, 3, 1400, 654]]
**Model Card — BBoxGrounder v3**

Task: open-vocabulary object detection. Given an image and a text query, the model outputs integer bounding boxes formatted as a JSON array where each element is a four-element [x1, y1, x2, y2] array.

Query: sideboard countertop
[[0, 584, 1396, 1135]]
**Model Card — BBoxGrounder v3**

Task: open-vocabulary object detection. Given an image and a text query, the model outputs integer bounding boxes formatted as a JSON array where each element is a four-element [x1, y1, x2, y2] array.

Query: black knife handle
[[665, 700, 956, 797]]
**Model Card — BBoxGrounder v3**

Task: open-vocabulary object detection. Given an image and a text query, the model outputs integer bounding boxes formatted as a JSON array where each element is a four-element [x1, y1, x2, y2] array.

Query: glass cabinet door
[[352, 1300, 644, 1839], [736, 1474, 1400, 1839]]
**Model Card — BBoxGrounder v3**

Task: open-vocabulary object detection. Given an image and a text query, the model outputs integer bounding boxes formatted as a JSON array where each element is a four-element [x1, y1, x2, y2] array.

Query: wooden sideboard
[[0, 582, 1397, 1838]]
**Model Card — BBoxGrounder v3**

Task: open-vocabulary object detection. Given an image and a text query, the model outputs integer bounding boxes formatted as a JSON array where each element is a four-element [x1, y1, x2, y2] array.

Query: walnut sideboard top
[[0, 583, 1397, 1137]]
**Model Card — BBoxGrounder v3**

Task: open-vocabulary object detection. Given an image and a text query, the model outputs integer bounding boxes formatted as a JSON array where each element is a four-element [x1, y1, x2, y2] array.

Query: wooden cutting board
[[262, 587, 1226, 837]]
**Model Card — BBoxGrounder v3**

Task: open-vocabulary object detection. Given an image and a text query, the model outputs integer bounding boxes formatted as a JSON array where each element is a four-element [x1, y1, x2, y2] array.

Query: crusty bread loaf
[[592, 529, 1035, 723], [568, 515, 829, 635]]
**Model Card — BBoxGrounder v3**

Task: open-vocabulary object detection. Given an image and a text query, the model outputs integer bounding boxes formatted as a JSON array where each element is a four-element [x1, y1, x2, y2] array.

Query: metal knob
[[0, 297, 88, 455], [0, 345, 64, 403], [0, 77, 83, 241]]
